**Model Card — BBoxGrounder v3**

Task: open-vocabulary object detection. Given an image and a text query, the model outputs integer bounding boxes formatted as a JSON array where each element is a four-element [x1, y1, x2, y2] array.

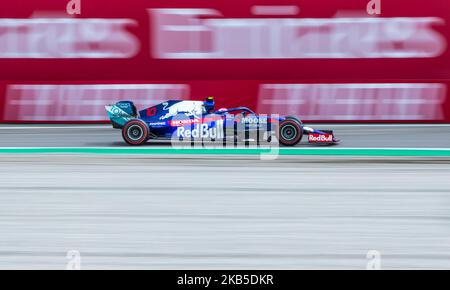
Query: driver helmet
[[204, 96, 215, 113]]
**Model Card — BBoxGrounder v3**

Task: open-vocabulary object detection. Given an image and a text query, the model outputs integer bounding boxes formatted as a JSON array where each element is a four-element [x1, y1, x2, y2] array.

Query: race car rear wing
[[105, 101, 137, 129]]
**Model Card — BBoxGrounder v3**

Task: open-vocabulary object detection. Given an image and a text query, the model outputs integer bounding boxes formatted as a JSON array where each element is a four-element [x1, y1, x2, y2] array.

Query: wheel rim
[[281, 124, 297, 141], [127, 124, 144, 141]]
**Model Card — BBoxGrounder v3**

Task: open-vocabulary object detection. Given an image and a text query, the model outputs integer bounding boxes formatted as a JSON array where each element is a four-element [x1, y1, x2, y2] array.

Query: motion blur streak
[[0, 156, 449, 269], [151, 9, 445, 58], [258, 83, 447, 120], [250, 5, 300, 16], [3, 83, 447, 122], [4, 84, 190, 121], [0, 18, 139, 58]]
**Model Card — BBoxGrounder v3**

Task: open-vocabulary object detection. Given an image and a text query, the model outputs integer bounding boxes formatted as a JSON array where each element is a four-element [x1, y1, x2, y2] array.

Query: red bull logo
[[308, 134, 333, 143]]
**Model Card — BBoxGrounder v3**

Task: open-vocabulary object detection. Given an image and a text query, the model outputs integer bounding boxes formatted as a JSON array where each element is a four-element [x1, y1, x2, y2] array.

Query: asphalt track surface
[[1, 124, 450, 148], [0, 124, 450, 269]]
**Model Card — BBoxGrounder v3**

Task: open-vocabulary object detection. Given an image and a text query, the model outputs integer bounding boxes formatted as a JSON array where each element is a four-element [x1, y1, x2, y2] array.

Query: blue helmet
[[204, 96, 215, 113]]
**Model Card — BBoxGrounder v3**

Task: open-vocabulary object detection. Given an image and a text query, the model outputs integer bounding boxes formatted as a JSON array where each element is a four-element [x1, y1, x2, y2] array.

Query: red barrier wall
[[2, 80, 449, 123], [1, 0, 449, 122]]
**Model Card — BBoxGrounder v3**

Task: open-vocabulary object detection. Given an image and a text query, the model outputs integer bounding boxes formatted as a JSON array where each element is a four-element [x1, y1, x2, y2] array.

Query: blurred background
[[0, 0, 449, 123], [2, 0, 450, 270]]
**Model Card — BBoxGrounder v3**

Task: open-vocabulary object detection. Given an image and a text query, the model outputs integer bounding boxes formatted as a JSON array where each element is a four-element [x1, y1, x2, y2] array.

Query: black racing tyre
[[284, 116, 303, 126], [122, 119, 150, 146], [279, 119, 303, 146]]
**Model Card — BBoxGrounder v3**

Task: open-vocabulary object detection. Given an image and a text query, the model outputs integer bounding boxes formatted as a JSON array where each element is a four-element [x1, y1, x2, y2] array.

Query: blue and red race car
[[106, 97, 338, 146]]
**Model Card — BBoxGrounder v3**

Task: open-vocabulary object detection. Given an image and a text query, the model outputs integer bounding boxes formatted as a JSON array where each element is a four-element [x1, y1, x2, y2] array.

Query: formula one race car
[[105, 97, 338, 146]]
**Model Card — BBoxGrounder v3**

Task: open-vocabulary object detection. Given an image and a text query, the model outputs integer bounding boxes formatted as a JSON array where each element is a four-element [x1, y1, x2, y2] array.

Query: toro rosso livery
[[105, 97, 338, 146]]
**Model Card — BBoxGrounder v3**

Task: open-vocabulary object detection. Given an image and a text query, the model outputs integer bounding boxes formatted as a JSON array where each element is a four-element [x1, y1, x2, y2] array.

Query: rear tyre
[[122, 119, 150, 146], [279, 119, 303, 146]]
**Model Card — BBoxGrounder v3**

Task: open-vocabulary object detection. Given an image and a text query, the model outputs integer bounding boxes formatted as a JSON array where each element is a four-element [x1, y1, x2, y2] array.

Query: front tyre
[[279, 119, 303, 146], [122, 119, 150, 146], [284, 116, 303, 127]]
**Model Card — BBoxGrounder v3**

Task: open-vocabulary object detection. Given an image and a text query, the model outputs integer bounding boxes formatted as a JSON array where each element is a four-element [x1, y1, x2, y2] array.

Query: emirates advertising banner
[[0, 0, 449, 123]]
